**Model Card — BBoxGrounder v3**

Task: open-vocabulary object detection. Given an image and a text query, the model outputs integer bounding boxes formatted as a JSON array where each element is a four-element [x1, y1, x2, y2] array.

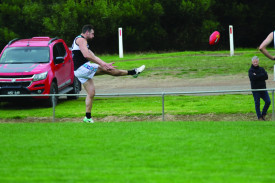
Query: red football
[[209, 31, 220, 45]]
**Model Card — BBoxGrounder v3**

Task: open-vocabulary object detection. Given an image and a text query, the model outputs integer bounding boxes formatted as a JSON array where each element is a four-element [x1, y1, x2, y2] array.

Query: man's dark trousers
[[252, 91, 271, 119]]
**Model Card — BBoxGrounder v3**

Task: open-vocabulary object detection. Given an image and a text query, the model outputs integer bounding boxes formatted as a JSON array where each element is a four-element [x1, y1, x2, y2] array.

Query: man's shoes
[[262, 114, 267, 120], [258, 117, 265, 121], [83, 117, 94, 123], [133, 65, 145, 78]]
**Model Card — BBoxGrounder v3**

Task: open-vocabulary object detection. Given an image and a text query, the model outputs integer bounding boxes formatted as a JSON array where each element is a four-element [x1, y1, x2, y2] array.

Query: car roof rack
[[8, 38, 20, 46], [48, 37, 59, 45]]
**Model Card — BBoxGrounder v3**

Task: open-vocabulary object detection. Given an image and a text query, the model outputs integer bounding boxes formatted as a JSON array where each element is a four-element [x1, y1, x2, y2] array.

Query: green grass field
[[1, 50, 275, 182], [0, 121, 274, 183], [99, 49, 275, 79], [1, 49, 275, 120], [0, 94, 268, 120]]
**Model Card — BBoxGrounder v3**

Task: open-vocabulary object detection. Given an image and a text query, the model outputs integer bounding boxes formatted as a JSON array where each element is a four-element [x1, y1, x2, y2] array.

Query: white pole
[[229, 25, 234, 56], [118, 28, 123, 58], [274, 65, 275, 81]]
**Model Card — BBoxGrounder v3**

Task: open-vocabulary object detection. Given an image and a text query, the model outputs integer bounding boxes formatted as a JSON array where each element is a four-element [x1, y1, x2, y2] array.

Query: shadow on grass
[[0, 97, 69, 110]]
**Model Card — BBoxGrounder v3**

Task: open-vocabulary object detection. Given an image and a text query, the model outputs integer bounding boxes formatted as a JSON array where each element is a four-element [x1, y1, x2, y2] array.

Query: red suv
[[0, 37, 81, 106]]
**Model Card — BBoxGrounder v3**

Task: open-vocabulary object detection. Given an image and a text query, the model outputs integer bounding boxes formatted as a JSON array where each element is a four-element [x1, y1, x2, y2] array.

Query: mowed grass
[[100, 49, 275, 78], [0, 121, 275, 183], [0, 94, 264, 119], [1, 50, 275, 182], [1, 49, 275, 120]]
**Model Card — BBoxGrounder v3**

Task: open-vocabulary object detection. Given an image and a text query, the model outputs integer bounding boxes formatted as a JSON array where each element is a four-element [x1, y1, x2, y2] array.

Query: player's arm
[[259, 32, 275, 60], [77, 38, 115, 70], [88, 50, 116, 70]]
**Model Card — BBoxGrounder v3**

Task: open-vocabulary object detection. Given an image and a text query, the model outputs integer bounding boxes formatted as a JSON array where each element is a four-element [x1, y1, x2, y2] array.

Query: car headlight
[[33, 72, 48, 81]]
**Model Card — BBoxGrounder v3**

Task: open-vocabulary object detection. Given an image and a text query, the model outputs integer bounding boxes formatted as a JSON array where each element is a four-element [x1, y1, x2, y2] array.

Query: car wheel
[[68, 77, 81, 99], [46, 82, 58, 107]]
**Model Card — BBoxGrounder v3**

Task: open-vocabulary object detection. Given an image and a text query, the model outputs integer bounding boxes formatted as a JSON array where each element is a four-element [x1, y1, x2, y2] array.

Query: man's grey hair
[[252, 56, 259, 61]]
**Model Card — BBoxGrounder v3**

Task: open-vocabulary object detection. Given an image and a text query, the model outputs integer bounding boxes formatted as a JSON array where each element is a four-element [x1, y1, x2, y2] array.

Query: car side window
[[53, 42, 66, 64], [57, 43, 66, 57], [53, 45, 59, 61]]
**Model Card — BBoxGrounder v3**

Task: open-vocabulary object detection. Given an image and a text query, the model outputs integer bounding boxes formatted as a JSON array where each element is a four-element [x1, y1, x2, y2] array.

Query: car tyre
[[46, 82, 58, 107], [68, 77, 81, 100]]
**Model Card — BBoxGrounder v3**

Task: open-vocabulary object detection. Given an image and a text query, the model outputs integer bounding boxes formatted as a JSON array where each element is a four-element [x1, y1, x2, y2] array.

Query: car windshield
[[0, 47, 50, 64]]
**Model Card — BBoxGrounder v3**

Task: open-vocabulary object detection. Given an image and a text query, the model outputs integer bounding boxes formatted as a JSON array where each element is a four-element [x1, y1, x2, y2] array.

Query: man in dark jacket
[[248, 56, 271, 120]]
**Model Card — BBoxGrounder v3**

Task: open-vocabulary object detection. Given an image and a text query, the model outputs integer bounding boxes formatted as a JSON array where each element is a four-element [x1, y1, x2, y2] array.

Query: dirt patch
[[0, 113, 266, 123], [93, 74, 252, 90], [90, 74, 275, 96], [93, 74, 275, 92]]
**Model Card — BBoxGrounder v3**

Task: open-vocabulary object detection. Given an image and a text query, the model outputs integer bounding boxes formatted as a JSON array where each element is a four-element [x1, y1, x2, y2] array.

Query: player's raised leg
[[96, 65, 145, 78]]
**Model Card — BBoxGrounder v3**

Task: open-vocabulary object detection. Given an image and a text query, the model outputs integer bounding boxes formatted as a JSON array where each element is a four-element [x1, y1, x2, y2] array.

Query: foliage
[[1, 0, 275, 53]]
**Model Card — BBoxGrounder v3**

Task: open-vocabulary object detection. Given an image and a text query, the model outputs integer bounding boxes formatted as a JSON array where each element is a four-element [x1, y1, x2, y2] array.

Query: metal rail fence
[[1, 88, 275, 122]]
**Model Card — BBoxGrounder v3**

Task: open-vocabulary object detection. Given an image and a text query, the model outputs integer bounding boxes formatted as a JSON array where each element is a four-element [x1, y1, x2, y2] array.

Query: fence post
[[52, 94, 56, 122], [272, 90, 275, 121], [162, 92, 165, 121]]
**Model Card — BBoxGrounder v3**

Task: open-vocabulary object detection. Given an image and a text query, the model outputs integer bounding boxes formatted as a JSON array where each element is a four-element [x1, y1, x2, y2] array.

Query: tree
[[0, 1, 24, 48], [1, 0, 275, 52]]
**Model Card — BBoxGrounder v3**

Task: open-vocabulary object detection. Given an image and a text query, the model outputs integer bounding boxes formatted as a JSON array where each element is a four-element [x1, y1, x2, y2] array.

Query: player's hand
[[101, 62, 117, 70]]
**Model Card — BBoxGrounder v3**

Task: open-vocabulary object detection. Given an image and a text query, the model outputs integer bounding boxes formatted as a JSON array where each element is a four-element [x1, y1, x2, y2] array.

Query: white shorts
[[74, 62, 99, 84]]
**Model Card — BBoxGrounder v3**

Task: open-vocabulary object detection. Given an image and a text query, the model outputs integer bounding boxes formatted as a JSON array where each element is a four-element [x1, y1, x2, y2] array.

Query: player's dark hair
[[82, 24, 94, 34]]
